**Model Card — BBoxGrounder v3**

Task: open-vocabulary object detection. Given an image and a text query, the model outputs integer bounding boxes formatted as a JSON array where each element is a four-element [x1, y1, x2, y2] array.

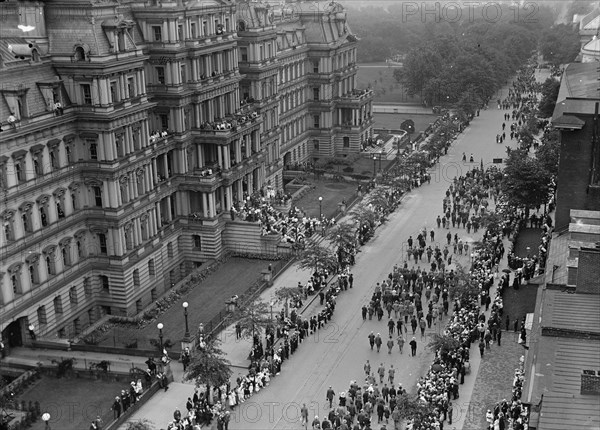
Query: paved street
[[123, 86, 520, 430]]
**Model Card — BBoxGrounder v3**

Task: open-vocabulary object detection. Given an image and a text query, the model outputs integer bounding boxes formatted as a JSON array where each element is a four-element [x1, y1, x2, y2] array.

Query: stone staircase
[[222, 220, 282, 257]]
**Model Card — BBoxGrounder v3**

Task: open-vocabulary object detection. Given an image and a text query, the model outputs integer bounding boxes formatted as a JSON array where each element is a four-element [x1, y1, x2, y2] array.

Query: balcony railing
[[196, 108, 260, 135], [338, 88, 373, 102]]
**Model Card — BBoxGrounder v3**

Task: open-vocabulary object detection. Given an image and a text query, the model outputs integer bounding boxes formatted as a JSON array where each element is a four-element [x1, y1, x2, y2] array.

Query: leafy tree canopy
[[297, 243, 339, 274], [537, 77, 560, 118], [501, 149, 552, 211], [539, 24, 581, 66], [185, 336, 232, 388], [536, 129, 561, 179]]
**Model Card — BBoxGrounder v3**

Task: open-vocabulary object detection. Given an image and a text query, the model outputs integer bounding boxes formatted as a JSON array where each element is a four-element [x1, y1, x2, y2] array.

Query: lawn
[[357, 63, 421, 104], [352, 156, 393, 177], [293, 180, 360, 219], [513, 228, 543, 258], [97, 258, 271, 352], [502, 228, 543, 326], [19, 376, 124, 430], [374, 112, 439, 134]]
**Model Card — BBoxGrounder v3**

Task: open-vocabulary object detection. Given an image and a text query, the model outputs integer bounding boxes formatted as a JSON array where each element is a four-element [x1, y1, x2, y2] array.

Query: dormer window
[[74, 46, 85, 61]]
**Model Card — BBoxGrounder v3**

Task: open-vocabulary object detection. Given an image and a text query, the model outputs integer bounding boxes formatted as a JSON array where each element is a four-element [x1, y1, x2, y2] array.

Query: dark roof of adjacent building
[[541, 290, 600, 335], [551, 62, 600, 121], [533, 337, 600, 430], [552, 114, 586, 129], [552, 98, 600, 121]]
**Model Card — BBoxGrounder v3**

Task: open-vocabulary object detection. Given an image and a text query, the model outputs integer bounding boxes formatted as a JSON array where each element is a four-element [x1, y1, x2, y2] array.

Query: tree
[[351, 206, 379, 230], [536, 129, 561, 179], [297, 243, 339, 274], [427, 333, 460, 355], [394, 393, 437, 429], [326, 222, 357, 250], [366, 187, 392, 211], [273, 286, 301, 318], [126, 419, 156, 430], [537, 77, 560, 118], [400, 119, 415, 134], [501, 149, 552, 214], [450, 264, 481, 303], [539, 24, 581, 66], [478, 212, 504, 237], [226, 299, 272, 340], [394, 46, 442, 101], [185, 336, 232, 388]]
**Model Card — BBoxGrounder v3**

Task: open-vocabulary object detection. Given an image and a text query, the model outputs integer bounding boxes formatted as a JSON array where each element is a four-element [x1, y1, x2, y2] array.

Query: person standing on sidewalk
[[479, 340, 485, 357], [409, 337, 417, 356], [386, 336, 394, 354], [497, 327, 502, 346]]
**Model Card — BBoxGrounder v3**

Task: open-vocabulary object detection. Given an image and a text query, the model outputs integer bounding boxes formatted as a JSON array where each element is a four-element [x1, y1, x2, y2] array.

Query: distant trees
[[539, 24, 581, 66], [393, 23, 533, 107]]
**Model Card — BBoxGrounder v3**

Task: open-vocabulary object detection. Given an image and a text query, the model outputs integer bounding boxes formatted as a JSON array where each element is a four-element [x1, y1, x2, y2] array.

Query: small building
[[522, 210, 600, 430]]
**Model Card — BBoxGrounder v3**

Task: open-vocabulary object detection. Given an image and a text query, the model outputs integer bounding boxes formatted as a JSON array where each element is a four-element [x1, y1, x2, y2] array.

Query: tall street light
[[318, 196, 323, 219], [42, 413, 51, 430], [380, 148, 385, 171], [182, 302, 190, 339], [157, 322, 164, 354], [373, 155, 377, 177], [181, 302, 193, 351]]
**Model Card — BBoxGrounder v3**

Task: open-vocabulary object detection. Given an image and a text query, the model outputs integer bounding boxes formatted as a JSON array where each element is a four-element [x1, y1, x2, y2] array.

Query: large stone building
[[0, 0, 372, 345]]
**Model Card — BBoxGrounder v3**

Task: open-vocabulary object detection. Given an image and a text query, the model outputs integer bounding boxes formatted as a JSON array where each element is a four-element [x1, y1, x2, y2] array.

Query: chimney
[[581, 370, 600, 395]]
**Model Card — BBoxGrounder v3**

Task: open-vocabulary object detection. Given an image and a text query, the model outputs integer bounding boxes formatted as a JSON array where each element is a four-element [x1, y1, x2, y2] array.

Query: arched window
[[74, 46, 85, 61]]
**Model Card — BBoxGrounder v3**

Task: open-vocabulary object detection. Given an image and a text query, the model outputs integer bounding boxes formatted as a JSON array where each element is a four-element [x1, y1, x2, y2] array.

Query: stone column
[[152, 158, 158, 185], [202, 193, 208, 218], [156, 203, 163, 228], [163, 155, 169, 178]]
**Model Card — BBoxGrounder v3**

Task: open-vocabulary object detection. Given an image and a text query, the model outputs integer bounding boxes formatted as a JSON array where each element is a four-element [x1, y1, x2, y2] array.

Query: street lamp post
[[181, 302, 194, 351], [318, 196, 323, 219], [182, 302, 190, 339], [373, 155, 377, 177], [42, 413, 51, 430], [157, 323, 164, 354], [380, 148, 384, 171]]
